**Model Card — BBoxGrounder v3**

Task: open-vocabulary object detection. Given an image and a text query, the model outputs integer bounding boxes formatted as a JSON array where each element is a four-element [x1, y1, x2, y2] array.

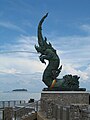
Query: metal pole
[[2, 110, 4, 120], [8, 101, 10, 107], [2, 101, 5, 108], [14, 111, 16, 120], [36, 101, 38, 112]]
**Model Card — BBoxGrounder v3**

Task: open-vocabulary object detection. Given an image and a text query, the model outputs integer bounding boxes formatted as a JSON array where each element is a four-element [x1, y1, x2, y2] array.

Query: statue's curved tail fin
[[38, 13, 48, 47]]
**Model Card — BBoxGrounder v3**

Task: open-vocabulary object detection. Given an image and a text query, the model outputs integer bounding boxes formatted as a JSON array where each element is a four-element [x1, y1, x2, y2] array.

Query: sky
[[0, 0, 90, 92]]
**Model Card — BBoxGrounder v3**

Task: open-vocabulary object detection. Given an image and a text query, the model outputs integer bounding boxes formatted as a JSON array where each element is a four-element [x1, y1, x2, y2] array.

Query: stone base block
[[41, 91, 89, 106]]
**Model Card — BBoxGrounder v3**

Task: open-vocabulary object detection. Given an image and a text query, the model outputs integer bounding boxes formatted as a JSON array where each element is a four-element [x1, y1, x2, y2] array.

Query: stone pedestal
[[41, 91, 89, 106], [39, 91, 90, 120], [37, 91, 89, 120]]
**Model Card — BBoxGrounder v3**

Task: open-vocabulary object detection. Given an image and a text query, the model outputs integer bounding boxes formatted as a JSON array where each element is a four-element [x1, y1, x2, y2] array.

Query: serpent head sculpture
[[35, 13, 62, 88]]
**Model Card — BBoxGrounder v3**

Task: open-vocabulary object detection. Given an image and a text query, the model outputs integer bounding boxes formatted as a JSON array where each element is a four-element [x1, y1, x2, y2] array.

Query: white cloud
[[0, 35, 45, 90], [0, 35, 38, 58], [80, 24, 90, 33], [0, 68, 20, 74], [0, 21, 26, 33], [0, 34, 90, 91], [61, 63, 89, 81], [51, 35, 90, 65], [52, 36, 90, 49], [0, 55, 45, 75]]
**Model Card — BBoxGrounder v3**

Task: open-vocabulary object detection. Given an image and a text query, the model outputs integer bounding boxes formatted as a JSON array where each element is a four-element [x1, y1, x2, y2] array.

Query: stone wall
[[70, 104, 88, 120]]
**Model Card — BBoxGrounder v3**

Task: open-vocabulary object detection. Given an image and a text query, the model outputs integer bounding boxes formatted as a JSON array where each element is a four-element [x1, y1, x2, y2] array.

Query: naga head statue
[[35, 13, 85, 91]]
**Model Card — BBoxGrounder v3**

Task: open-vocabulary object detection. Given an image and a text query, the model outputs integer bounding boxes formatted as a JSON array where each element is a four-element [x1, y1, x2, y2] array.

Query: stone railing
[[0, 100, 25, 108], [3, 107, 13, 120], [1, 99, 90, 120], [1, 100, 40, 120]]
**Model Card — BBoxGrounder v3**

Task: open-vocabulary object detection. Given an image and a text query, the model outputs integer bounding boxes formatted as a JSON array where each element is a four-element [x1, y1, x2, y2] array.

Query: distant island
[[12, 89, 28, 92]]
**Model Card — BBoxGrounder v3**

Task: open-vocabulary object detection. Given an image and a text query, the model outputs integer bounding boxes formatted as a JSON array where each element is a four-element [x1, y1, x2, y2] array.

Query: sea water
[[0, 91, 41, 102]]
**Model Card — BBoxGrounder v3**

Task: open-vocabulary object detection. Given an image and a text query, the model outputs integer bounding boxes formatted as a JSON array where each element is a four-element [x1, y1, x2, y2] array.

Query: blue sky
[[0, 0, 90, 92]]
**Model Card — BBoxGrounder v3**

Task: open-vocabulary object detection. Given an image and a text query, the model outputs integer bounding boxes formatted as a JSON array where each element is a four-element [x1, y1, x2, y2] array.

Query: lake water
[[0, 91, 41, 102]]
